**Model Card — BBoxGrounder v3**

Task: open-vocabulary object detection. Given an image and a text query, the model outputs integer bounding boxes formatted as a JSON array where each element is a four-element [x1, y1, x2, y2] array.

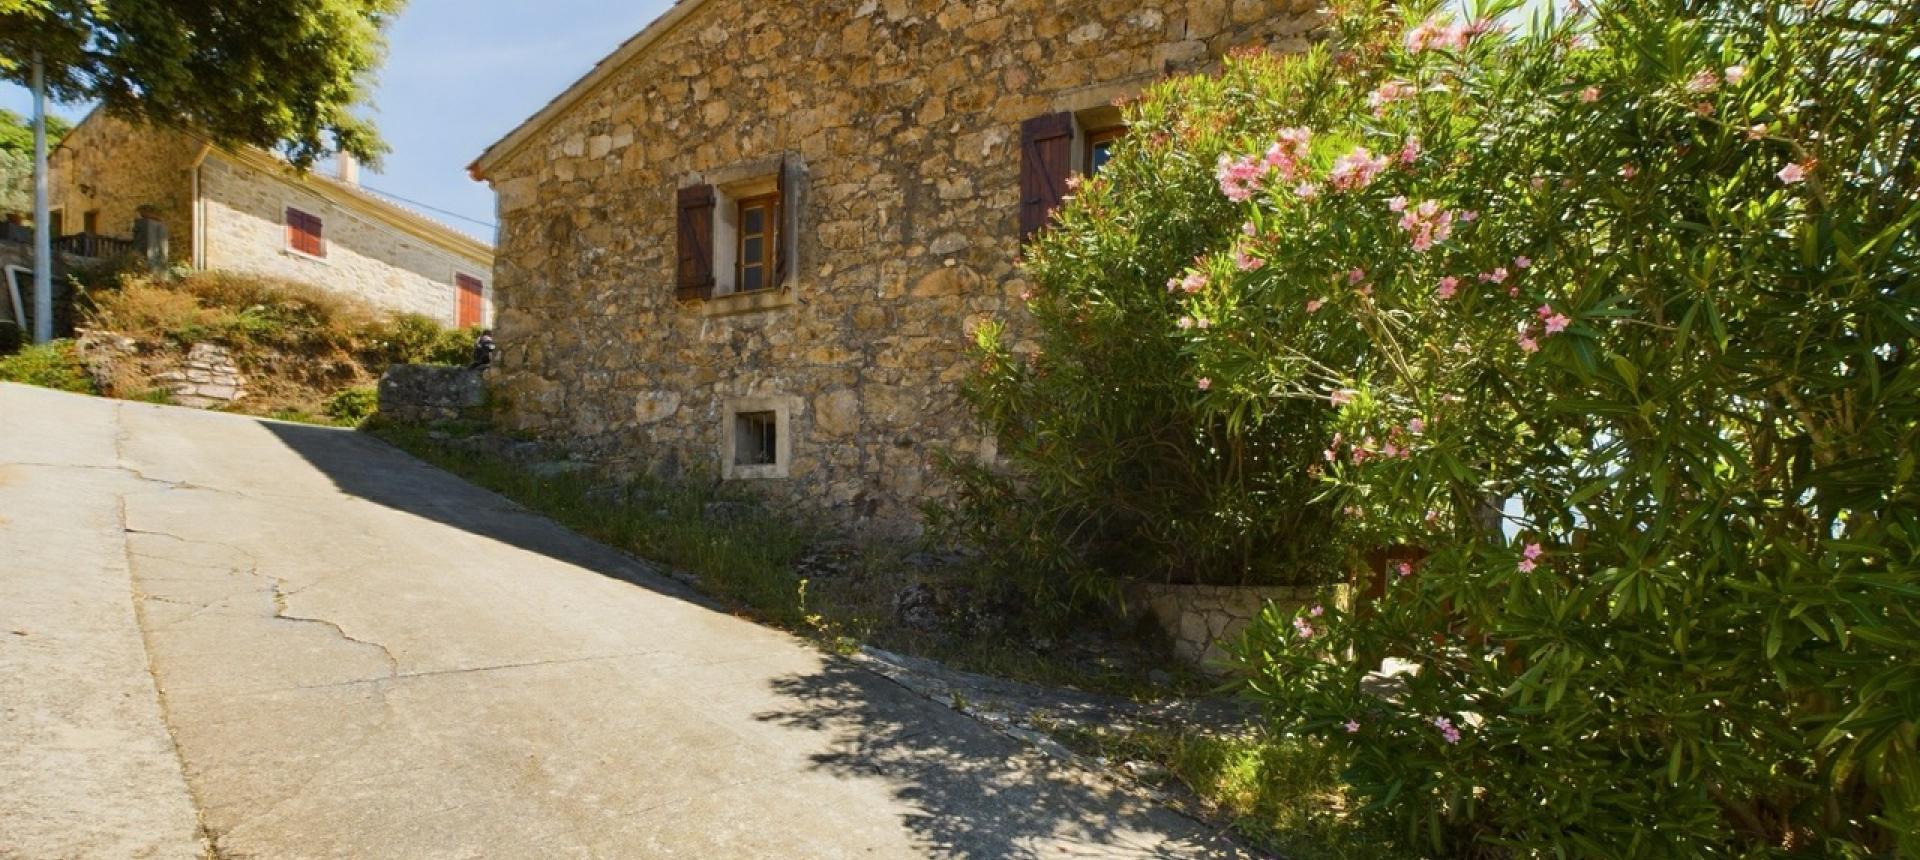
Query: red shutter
[[1019, 112, 1074, 240], [287, 208, 325, 257], [456, 274, 485, 327], [675, 184, 716, 301]]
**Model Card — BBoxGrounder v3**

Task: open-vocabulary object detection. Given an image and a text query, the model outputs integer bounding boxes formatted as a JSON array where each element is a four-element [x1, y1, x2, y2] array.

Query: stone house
[[49, 112, 495, 327], [470, 0, 1323, 531]]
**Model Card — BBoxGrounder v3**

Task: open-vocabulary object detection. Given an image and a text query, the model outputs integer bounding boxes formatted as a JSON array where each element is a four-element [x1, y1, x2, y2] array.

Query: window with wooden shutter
[[286, 207, 325, 258], [774, 159, 797, 288], [675, 184, 716, 301], [1019, 112, 1074, 240]]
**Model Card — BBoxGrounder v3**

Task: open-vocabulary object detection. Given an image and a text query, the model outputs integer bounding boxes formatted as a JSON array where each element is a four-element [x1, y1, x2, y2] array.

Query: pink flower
[[1579, 86, 1600, 103], [1348, 268, 1367, 285], [1523, 543, 1544, 560], [1396, 199, 1454, 252], [1545, 312, 1571, 334], [1177, 316, 1194, 330], [1518, 334, 1540, 353], [1306, 298, 1325, 313], [1408, 418, 1426, 434], [1196, 316, 1211, 330], [1399, 136, 1422, 166], [1404, 16, 1469, 52], [1235, 246, 1265, 271], [1292, 617, 1316, 639], [1686, 68, 1721, 94], [1778, 161, 1809, 184], [1179, 271, 1209, 294], [1459, 209, 1479, 222], [1019, 288, 1034, 303], [1435, 276, 1459, 300], [1621, 163, 1639, 179], [1310, 604, 1325, 617], [1396, 561, 1414, 577], [1329, 147, 1389, 191], [1197, 377, 1212, 391], [1241, 221, 1258, 237], [1368, 79, 1417, 115], [1478, 267, 1509, 284], [1518, 558, 1537, 572], [1746, 123, 1768, 140], [1514, 255, 1532, 269], [1344, 719, 1361, 733], [1433, 716, 1462, 745], [1388, 196, 1409, 213], [1292, 181, 1321, 200], [1216, 153, 1265, 202], [1693, 101, 1715, 117], [1723, 65, 1748, 86]]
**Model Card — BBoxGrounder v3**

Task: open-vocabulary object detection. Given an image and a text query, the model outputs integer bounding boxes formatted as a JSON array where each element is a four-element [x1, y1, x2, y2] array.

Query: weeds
[[0, 340, 93, 393]]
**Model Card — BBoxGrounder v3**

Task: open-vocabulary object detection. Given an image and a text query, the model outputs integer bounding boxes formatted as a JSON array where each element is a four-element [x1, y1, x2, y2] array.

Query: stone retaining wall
[[378, 365, 486, 424], [1127, 581, 1345, 671]]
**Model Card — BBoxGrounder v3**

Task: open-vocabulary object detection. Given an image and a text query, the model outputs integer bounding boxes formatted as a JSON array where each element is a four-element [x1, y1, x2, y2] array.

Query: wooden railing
[[54, 233, 138, 258]]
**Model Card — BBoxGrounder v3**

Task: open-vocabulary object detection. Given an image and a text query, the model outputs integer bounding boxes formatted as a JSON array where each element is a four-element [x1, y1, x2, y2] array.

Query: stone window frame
[[720, 394, 798, 481], [1069, 105, 1128, 177], [282, 203, 330, 263], [686, 155, 806, 317]]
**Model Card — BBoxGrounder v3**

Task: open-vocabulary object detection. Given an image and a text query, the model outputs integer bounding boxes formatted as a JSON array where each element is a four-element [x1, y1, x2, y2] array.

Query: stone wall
[[1126, 582, 1342, 671], [46, 113, 201, 261], [483, 0, 1323, 532], [377, 365, 487, 424], [199, 154, 493, 326]]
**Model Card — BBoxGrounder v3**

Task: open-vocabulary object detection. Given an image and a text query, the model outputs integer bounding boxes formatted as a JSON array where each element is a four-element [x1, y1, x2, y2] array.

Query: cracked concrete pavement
[[0, 384, 1250, 859]]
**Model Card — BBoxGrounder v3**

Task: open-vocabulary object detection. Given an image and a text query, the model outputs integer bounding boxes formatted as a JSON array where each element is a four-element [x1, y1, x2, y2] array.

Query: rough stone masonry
[[475, 0, 1324, 532]]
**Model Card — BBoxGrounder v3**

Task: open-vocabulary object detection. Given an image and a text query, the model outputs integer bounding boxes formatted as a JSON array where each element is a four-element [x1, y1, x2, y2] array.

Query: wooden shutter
[[287, 208, 325, 257], [1019, 112, 1074, 240], [675, 184, 716, 301], [768, 163, 791, 289]]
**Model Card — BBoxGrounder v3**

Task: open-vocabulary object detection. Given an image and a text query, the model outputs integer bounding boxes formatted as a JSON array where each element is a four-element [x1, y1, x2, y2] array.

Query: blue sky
[[0, 0, 675, 242]]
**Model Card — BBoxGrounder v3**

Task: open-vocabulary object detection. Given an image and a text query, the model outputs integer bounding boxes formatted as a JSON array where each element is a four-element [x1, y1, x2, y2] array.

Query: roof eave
[[469, 0, 710, 181]]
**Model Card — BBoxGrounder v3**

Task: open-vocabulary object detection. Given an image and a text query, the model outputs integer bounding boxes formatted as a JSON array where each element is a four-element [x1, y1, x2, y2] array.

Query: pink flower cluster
[[1518, 542, 1544, 573], [1432, 716, 1462, 745], [1404, 16, 1470, 53], [1292, 616, 1317, 639], [1435, 275, 1460, 300], [1215, 127, 1314, 202], [1167, 271, 1209, 294], [1329, 146, 1389, 191], [1235, 245, 1266, 271], [1395, 199, 1455, 251], [1368, 80, 1417, 115]]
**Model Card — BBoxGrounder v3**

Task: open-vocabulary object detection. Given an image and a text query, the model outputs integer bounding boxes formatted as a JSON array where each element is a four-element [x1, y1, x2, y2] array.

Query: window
[[286, 207, 325, 258], [720, 396, 795, 480], [1086, 127, 1126, 176], [734, 411, 778, 466], [675, 157, 804, 306], [734, 193, 780, 294], [82, 210, 100, 235], [455, 273, 486, 328], [47, 209, 63, 238]]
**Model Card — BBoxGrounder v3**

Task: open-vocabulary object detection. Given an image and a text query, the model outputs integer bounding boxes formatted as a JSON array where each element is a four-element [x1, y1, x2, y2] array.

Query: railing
[[54, 233, 138, 258]]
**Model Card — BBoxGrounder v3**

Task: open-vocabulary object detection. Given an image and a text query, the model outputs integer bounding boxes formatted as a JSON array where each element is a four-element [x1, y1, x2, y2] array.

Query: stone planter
[[1125, 581, 1348, 673]]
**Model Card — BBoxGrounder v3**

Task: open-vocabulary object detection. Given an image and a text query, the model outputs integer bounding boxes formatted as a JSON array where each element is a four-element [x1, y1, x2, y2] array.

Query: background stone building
[[471, 0, 1323, 531], [50, 112, 495, 327]]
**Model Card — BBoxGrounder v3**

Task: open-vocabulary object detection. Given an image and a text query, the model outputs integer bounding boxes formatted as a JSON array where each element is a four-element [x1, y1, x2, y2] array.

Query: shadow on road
[[754, 660, 1242, 859], [257, 419, 1240, 858]]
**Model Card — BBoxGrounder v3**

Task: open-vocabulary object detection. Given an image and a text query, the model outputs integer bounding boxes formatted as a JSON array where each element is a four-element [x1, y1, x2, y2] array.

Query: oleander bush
[[964, 0, 1918, 853]]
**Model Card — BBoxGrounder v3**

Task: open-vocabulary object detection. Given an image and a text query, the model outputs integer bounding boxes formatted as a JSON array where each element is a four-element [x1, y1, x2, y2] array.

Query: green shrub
[[324, 385, 379, 425], [1073, 0, 1920, 855], [0, 340, 93, 393], [379, 313, 477, 366]]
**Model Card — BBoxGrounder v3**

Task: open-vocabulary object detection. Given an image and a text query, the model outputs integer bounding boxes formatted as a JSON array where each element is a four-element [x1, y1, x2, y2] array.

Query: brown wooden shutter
[[675, 183, 716, 301], [768, 163, 791, 289], [1019, 112, 1074, 240], [287, 208, 325, 257]]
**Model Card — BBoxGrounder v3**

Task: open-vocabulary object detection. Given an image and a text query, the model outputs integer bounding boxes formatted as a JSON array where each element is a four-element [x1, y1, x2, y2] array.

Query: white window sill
[[282, 247, 331, 265], [725, 463, 789, 481]]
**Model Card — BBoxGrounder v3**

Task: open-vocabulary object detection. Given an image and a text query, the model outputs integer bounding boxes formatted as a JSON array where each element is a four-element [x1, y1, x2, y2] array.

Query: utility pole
[[31, 50, 53, 345]]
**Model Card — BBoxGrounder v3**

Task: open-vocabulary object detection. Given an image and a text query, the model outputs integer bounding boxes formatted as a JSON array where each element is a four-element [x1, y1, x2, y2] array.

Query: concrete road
[[0, 383, 1245, 860]]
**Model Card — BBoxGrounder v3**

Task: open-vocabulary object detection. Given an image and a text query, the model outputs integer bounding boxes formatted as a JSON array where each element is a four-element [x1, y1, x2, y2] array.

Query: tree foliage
[[0, 0, 402, 166], [0, 107, 68, 213]]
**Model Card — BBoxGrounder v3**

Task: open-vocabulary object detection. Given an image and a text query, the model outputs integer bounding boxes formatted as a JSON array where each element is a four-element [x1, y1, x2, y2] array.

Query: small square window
[[286, 207, 325, 258], [734, 411, 778, 467]]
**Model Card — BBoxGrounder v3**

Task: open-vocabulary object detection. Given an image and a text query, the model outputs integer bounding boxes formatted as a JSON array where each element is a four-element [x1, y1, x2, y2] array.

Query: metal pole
[[31, 51, 53, 345]]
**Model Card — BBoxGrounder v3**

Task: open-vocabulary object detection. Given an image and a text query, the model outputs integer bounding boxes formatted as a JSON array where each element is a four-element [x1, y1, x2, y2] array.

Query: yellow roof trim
[[468, 0, 711, 180]]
